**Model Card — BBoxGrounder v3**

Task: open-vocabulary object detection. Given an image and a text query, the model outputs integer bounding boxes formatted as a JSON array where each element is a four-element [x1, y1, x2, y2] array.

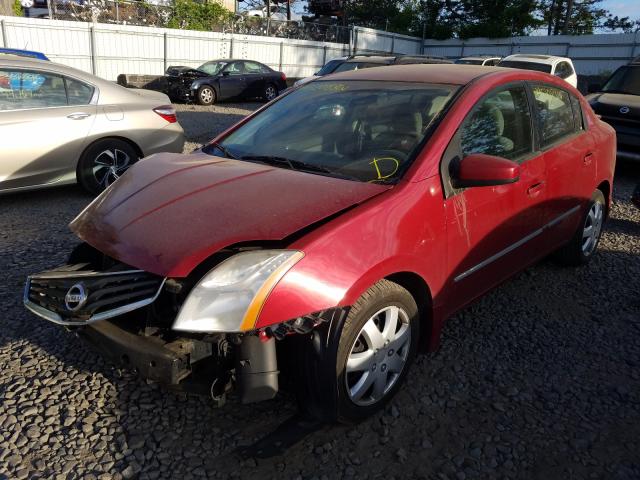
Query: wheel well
[[597, 180, 611, 216], [385, 272, 433, 353]]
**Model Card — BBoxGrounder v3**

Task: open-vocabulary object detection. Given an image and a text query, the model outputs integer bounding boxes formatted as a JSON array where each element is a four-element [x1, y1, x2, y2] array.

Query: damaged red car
[[24, 64, 616, 422]]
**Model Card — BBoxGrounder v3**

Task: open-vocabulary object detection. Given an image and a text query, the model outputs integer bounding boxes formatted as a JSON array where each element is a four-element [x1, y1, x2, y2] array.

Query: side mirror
[[587, 83, 602, 94], [453, 153, 520, 189], [222, 71, 231, 77]]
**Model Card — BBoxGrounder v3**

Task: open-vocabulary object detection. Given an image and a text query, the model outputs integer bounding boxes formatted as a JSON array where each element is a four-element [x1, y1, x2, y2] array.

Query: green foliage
[[167, 0, 233, 31], [344, 0, 639, 40], [13, 0, 24, 16]]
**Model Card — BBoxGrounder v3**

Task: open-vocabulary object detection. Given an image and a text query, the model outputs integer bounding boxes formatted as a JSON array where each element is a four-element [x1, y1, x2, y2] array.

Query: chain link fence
[[18, 1, 350, 43]]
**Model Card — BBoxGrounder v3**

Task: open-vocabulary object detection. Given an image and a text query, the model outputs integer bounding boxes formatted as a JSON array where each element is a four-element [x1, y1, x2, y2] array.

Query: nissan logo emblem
[[65, 283, 88, 311], [620, 106, 630, 114]]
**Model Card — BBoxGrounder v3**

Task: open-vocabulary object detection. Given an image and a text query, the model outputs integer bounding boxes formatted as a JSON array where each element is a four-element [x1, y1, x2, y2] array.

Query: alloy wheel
[[92, 148, 131, 189], [200, 88, 214, 104], [265, 85, 277, 101], [582, 201, 603, 255], [345, 306, 411, 406]]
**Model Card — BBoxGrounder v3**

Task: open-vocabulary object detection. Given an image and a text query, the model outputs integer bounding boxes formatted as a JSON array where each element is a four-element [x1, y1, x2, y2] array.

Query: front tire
[[77, 139, 139, 195], [197, 85, 216, 106], [295, 280, 419, 423], [555, 189, 606, 266]]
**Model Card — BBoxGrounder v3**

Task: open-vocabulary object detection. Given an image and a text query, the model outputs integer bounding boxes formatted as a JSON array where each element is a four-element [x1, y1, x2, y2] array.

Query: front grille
[[25, 264, 164, 325]]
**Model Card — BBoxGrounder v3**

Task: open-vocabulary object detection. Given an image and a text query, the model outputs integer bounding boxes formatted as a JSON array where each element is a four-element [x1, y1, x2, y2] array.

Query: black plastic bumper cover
[[78, 321, 190, 385]]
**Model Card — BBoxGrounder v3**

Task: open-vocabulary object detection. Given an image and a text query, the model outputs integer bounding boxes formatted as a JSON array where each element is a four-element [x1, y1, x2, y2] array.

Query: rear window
[[499, 60, 552, 74], [602, 66, 640, 96], [455, 59, 483, 65], [333, 62, 384, 73], [317, 59, 344, 76]]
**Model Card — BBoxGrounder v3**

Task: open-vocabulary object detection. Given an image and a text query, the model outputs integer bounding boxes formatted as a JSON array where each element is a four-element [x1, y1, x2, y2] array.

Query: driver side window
[[460, 86, 533, 162]]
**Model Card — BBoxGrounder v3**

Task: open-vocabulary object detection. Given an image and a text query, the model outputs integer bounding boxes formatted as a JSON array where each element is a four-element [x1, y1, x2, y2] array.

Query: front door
[[0, 68, 96, 191], [441, 83, 550, 315]]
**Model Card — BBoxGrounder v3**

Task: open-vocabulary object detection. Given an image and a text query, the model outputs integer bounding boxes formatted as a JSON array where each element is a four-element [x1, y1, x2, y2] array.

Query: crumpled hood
[[71, 153, 390, 277]]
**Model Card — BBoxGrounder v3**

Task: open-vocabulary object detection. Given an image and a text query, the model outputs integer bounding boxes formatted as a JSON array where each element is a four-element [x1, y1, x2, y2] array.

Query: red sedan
[[25, 64, 615, 422]]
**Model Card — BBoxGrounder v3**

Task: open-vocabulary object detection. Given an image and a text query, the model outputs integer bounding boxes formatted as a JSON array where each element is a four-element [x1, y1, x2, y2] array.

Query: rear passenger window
[[66, 77, 94, 105], [460, 86, 532, 161], [532, 85, 576, 146], [570, 94, 584, 131]]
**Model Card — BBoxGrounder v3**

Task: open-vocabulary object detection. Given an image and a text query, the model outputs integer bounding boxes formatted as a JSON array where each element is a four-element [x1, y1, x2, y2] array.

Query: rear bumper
[[142, 123, 185, 156], [78, 321, 194, 384]]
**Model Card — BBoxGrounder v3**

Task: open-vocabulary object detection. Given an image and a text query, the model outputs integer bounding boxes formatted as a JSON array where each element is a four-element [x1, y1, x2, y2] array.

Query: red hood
[[71, 153, 390, 277]]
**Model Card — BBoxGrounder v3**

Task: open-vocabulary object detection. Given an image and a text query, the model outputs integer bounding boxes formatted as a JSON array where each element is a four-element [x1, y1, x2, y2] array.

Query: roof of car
[[320, 63, 504, 85], [501, 54, 571, 65]]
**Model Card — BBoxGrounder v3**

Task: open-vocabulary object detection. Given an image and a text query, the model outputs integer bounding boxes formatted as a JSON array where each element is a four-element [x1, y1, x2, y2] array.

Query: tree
[[542, 0, 635, 35]]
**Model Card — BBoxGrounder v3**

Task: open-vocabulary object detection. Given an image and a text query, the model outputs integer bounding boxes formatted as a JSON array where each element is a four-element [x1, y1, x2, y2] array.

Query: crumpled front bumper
[[79, 320, 195, 384]]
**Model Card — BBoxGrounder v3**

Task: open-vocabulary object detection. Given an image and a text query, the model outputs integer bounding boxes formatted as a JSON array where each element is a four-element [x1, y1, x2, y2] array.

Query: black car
[[587, 57, 640, 162], [633, 183, 640, 208], [166, 59, 288, 106]]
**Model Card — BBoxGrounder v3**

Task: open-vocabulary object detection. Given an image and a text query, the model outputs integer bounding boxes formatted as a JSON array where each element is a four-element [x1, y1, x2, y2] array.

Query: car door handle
[[584, 152, 593, 166], [67, 112, 91, 120], [527, 182, 545, 196]]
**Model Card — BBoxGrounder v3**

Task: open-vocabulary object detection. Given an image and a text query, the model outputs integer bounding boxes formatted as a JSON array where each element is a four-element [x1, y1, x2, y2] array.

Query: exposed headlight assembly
[[172, 250, 304, 333]]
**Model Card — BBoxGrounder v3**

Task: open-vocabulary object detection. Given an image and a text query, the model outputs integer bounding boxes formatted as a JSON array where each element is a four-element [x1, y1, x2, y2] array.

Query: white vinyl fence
[[352, 26, 640, 76], [1, 16, 639, 81], [0, 15, 349, 80]]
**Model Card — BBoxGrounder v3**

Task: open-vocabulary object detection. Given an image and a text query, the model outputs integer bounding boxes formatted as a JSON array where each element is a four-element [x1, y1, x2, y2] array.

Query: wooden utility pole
[[286, 0, 291, 20]]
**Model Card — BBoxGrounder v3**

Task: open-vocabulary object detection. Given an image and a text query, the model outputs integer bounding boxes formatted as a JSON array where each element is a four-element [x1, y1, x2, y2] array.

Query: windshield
[[317, 59, 344, 76], [602, 66, 640, 96], [498, 60, 552, 74], [455, 59, 483, 65], [204, 80, 457, 183], [198, 61, 227, 76], [333, 62, 385, 73]]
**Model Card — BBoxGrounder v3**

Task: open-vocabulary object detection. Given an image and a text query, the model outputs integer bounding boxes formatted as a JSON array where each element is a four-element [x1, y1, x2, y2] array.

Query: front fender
[[255, 177, 448, 329]]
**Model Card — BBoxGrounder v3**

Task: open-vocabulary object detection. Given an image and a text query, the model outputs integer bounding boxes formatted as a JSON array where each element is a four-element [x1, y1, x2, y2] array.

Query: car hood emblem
[[65, 283, 88, 311], [620, 106, 630, 114]]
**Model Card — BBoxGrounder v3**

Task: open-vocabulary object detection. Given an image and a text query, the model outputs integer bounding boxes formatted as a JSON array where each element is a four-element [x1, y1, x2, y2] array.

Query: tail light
[[153, 105, 177, 123], [281, 72, 287, 82]]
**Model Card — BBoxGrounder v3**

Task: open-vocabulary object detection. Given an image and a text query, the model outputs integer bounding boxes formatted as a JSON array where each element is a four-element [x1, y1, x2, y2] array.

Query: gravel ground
[[0, 103, 639, 480]]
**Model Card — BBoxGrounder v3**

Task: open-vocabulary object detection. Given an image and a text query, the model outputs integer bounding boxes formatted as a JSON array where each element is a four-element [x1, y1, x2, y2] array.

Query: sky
[[247, 1, 640, 23], [602, 0, 640, 21]]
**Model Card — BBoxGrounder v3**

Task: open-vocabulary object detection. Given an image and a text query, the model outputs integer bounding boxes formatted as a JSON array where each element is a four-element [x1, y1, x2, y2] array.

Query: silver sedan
[[0, 55, 185, 194]]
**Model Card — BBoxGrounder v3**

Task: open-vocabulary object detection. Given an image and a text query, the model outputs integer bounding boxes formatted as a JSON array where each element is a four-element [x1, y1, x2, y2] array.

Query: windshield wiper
[[206, 142, 238, 160], [240, 155, 361, 181]]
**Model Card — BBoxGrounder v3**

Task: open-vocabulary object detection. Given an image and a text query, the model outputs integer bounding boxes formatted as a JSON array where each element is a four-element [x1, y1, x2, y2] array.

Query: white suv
[[498, 54, 577, 88]]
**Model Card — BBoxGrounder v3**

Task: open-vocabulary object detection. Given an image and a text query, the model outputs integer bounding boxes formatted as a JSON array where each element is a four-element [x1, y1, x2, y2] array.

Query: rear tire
[[197, 85, 216, 106], [263, 83, 278, 102], [554, 189, 605, 266], [77, 139, 139, 195], [294, 280, 419, 423]]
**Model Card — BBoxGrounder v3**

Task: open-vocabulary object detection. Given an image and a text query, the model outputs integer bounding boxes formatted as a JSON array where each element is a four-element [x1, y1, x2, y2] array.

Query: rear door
[[441, 83, 550, 314], [0, 68, 96, 191], [243, 61, 269, 97], [529, 83, 595, 248], [218, 61, 247, 99]]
